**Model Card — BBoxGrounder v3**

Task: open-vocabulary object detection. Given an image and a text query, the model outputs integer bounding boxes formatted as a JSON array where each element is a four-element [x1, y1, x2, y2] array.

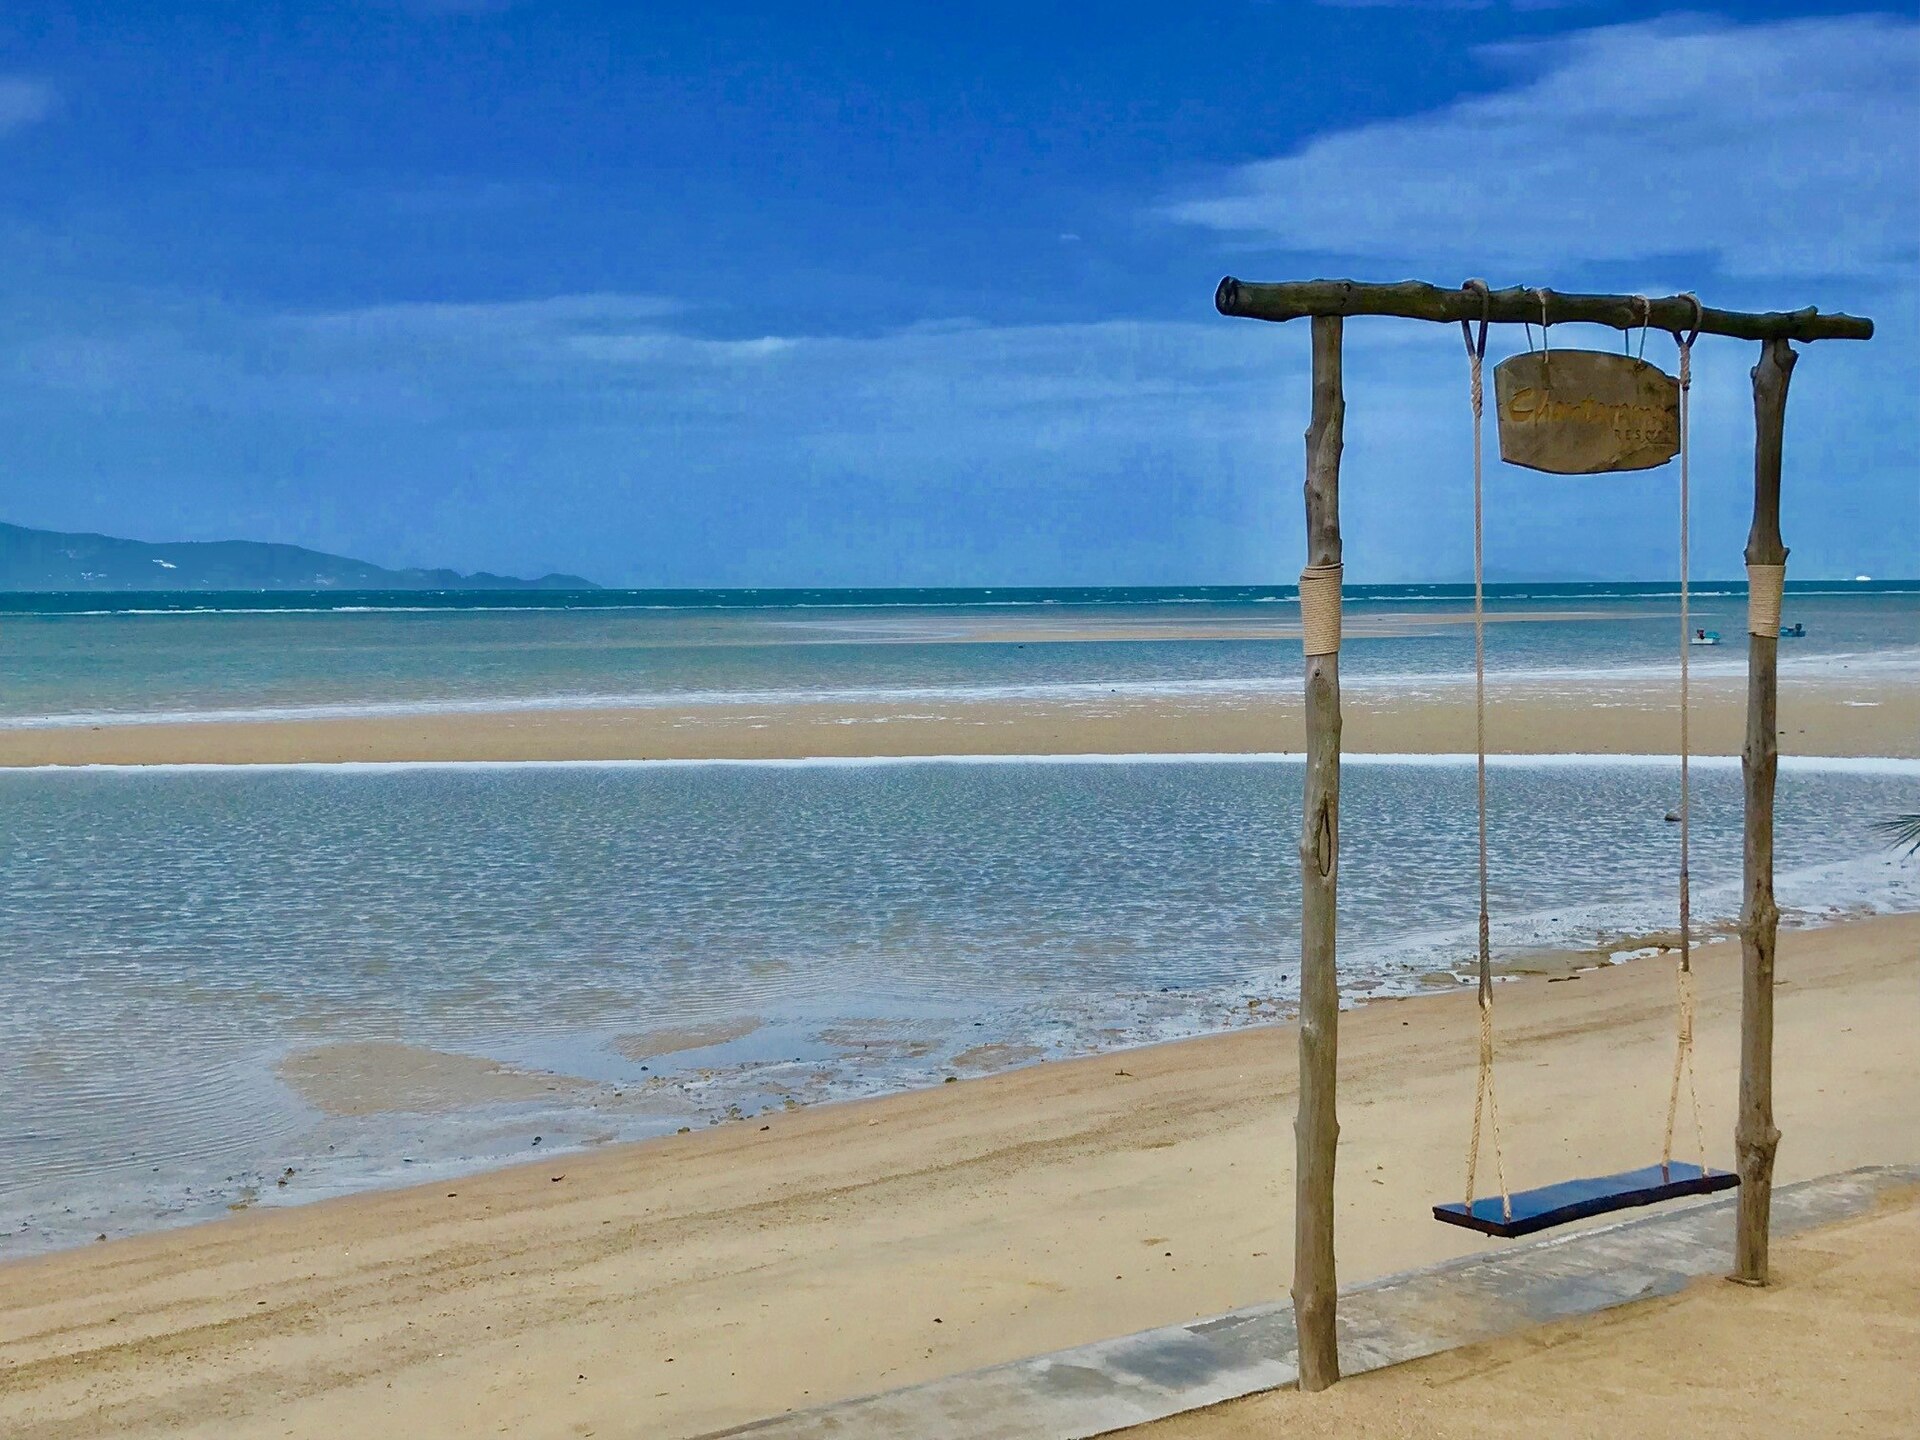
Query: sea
[[2, 582, 1916, 1253]]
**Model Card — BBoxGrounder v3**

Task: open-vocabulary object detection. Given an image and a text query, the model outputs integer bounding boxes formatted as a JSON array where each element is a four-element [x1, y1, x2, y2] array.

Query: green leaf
[[1872, 814, 1920, 857]]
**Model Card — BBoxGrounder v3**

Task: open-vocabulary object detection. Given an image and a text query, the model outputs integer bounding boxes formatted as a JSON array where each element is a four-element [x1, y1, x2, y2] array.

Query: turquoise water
[[3, 582, 1915, 726], [0, 583, 1915, 1254]]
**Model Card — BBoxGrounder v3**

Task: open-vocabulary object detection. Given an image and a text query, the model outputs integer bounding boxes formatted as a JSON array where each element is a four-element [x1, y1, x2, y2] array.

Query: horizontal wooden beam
[[1215, 278, 1873, 343]]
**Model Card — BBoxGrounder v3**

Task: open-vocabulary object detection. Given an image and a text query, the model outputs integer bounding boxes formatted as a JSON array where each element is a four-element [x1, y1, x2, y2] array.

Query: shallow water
[[2, 754, 1914, 1253], [4, 585, 1915, 727]]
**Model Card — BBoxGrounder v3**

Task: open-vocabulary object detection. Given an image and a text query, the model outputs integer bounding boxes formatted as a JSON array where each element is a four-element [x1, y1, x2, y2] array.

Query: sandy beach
[[9, 4, 1915, 1434], [1, 910, 1914, 1439], [1131, 1188, 1920, 1438], [2, 671, 1913, 767]]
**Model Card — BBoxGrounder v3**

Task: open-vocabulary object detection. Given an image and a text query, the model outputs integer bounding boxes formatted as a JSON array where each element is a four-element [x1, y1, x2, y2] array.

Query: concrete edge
[[693, 1163, 1920, 1440]]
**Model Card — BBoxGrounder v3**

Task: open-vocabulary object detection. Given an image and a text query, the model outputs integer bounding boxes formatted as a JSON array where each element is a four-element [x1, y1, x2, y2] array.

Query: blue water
[[1, 754, 1915, 1254], [3, 582, 1916, 726], [0, 582, 1915, 1254]]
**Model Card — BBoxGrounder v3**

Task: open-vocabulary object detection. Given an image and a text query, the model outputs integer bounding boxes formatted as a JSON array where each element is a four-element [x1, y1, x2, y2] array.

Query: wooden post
[[1293, 315, 1343, 1390], [1734, 337, 1794, 1285]]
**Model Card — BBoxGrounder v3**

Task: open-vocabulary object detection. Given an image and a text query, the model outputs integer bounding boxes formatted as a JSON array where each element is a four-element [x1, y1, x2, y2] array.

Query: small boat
[[1689, 629, 1721, 646]]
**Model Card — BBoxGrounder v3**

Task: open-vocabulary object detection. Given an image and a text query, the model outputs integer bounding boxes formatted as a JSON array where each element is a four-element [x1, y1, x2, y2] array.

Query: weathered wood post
[[1293, 314, 1344, 1389], [1734, 337, 1794, 1284]]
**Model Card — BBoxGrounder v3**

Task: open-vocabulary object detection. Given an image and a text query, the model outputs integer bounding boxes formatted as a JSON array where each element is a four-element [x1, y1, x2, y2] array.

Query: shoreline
[[7, 743, 1911, 1262], [8, 885, 1913, 1259], [0, 905, 1903, 1261], [3, 672, 1914, 767], [3, 911, 1916, 1439], [7, 751, 1918, 776]]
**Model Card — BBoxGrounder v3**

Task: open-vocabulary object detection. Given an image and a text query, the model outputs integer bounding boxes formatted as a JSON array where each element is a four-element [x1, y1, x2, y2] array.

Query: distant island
[[0, 522, 598, 592]]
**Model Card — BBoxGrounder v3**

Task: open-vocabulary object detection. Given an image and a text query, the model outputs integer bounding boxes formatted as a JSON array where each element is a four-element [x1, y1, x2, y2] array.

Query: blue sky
[[2, 2, 1915, 586]]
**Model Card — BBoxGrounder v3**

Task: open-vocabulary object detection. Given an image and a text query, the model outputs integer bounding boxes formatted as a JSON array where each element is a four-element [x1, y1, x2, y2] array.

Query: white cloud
[[1169, 15, 1919, 281], [0, 78, 56, 135], [296, 294, 685, 337]]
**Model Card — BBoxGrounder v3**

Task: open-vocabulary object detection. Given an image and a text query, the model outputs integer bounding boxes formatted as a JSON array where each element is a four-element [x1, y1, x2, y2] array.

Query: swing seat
[[1432, 1162, 1738, 1239]]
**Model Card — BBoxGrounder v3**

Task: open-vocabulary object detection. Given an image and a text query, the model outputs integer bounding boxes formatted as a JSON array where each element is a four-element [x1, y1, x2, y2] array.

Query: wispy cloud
[[296, 294, 686, 339], [1169, 15, 1919, 282], [0, 78, 56, 136], [13, 281, 1910, 586]]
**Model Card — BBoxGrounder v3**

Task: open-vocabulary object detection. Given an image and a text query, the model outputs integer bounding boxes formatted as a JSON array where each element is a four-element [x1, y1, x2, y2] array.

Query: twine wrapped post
[[1293, 315, 1344, 1391], [1298, 564, 1343, 658], [1747, 562, 1786, 638]]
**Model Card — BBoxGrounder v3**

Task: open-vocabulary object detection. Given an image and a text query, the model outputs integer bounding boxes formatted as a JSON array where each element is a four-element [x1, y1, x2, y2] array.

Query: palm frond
[[1873, 813, 1920, 856]]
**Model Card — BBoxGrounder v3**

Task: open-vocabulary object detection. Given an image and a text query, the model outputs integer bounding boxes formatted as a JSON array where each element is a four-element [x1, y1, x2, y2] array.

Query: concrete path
[[696, 1163, 1917, 1440]]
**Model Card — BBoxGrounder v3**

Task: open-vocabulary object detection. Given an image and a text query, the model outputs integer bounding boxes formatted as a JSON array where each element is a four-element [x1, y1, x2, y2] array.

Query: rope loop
[[1674, 292, 1702, 389], [1461, 279, 1490, 416], [1629, 294, 1651, 360], [1460, 278, 1491, 362]]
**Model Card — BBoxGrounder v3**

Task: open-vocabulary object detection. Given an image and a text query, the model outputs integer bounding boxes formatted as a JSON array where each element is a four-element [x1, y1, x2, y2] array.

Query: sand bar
[[277, 1042, 591, 1118], [2, 673, 1913, 767], [2, 912, 1914, 1439]]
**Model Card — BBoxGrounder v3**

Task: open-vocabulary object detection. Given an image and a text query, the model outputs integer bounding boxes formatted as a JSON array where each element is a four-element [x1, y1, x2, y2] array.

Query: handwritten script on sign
[[1493, 351, 1680, 475]]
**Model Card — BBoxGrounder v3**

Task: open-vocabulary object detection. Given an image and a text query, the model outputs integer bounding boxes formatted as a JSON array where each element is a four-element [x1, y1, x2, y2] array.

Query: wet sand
[[2, 912, 1914, 1440], [277, 1042, 590, 1118], [2, 673, 1913, 767]]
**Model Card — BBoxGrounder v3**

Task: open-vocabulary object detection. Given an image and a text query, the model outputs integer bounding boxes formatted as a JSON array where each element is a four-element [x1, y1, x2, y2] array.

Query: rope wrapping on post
[[1747, 562, 1787, 637], [1299, 564, 1343, 657]]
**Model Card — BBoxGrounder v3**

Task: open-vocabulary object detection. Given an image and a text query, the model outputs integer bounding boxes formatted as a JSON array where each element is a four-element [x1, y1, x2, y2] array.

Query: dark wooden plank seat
[[1433, 1162, 1740, 1239]]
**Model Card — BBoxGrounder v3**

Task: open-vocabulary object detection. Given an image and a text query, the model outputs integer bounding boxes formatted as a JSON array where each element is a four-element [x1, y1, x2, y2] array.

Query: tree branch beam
[[1216, 278, 1873, 344]]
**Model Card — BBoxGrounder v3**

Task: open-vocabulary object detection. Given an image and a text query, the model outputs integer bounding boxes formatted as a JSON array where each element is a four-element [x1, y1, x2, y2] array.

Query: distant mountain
[[0, 522, 598, 592]]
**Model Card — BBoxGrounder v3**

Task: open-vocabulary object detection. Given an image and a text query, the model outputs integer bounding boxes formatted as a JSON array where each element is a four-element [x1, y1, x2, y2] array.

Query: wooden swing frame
[[1214, 277, 1875, 1391]]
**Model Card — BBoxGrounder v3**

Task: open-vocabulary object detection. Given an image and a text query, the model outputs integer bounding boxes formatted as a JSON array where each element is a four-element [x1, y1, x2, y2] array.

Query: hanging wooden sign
[[1493, 351, 1680, 474]]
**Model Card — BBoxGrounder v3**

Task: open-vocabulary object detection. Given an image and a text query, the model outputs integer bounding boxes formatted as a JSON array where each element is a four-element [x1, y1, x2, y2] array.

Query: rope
[[1748, 561, 1786, 637], [1458, 280, 1510, 1223], [1299, 564, 1343, 656], [1662, 297, 1709, 1177]]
